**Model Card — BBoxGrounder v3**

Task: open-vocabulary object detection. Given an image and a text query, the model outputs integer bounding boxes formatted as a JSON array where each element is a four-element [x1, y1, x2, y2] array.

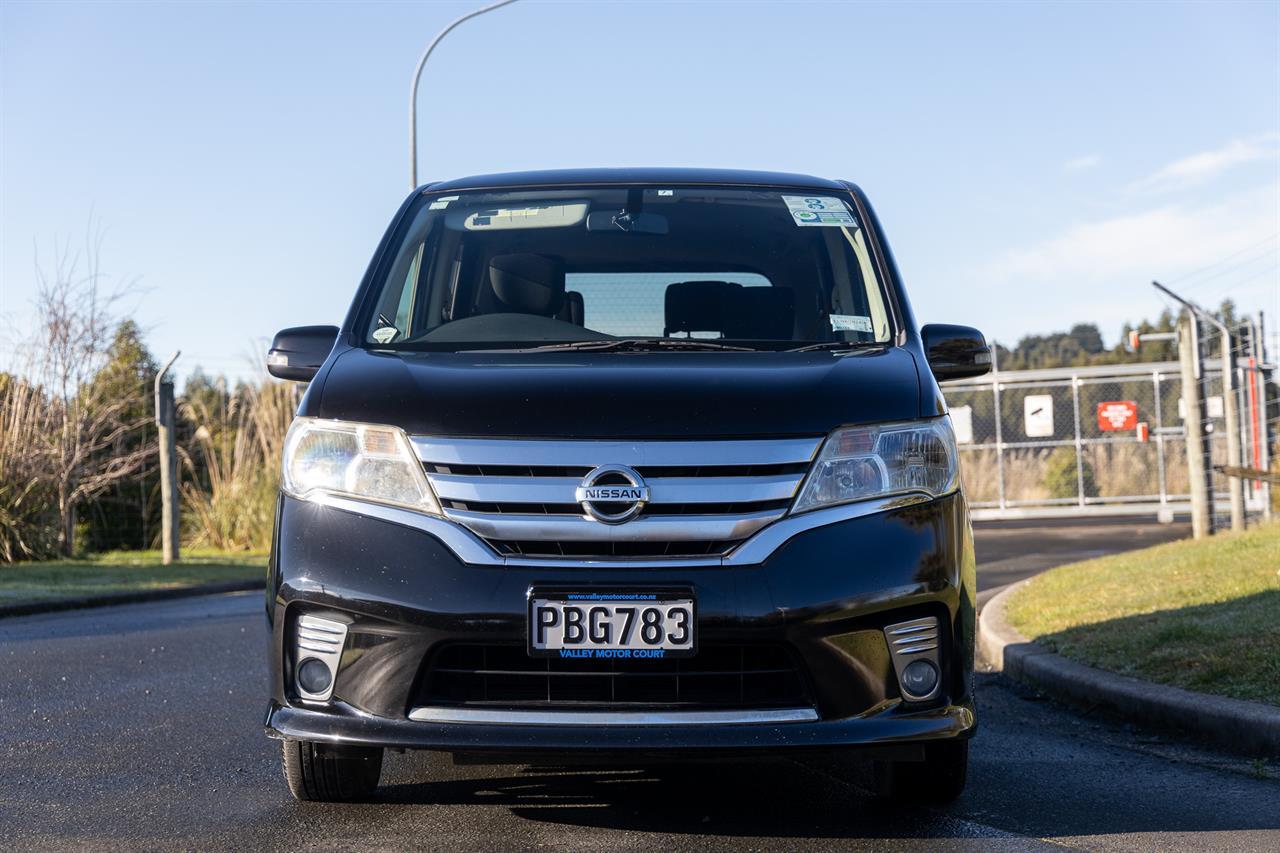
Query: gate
[[941, 359, 1271, 522]]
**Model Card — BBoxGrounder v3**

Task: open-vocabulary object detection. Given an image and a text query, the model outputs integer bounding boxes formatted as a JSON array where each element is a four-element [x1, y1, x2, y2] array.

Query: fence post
[[1153, 371, 1167, 507], [1219, 324, 1246, 531], [1071, 374, 1085, 506], [1178, 315, 1213, 538], [991, 343, 1006, 510], [1263, 312, 1274, 520], [155, 352, 181, 564], [1251, 318, 1272, 520]]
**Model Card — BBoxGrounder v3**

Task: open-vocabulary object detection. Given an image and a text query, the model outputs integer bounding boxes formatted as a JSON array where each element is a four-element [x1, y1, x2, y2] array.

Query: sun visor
[[444, 201, 589, 231]]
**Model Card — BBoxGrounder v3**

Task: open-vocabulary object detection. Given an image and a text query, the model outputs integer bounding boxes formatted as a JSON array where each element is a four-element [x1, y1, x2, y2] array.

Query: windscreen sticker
[[428, 200, 451, 210], [782, 195, 859, 227], [830, 314, 873, 333]]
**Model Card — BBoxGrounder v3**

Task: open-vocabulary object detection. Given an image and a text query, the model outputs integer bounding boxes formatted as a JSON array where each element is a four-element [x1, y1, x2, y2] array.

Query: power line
[[1179, 246, 1278, 294], [1177, 262, 1279, 306], [1167, 233, 1279, 286]]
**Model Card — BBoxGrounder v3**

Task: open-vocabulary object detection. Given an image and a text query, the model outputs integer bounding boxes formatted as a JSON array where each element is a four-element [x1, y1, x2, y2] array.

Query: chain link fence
[[942, 347, 1274, 522]]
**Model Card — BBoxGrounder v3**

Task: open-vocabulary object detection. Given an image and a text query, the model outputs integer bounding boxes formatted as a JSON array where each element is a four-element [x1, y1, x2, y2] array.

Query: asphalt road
[[971, 518, 1190, 608], [3, 520, 1276, 852]]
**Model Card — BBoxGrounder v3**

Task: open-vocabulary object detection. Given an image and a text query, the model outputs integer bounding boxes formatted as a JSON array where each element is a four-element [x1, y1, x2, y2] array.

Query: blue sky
[[2, 0, 1277, 383]]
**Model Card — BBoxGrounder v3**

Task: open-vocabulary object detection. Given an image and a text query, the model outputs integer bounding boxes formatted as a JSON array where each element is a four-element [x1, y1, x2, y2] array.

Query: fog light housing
[[884, 616, 942, 702], [297, 657, 333, 694], [294, 613, 348, 702], [901, 659, 939, 698]]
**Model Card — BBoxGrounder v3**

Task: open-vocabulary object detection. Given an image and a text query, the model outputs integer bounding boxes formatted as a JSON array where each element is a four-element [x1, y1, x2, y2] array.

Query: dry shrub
[[956, 448, 1000, 503], [962, 439, 1197, 507], [959, 446, 1087, 504], [1082, 442, 1164, 498], [0, 375, 60, 561], [179, 379, 296, 551]]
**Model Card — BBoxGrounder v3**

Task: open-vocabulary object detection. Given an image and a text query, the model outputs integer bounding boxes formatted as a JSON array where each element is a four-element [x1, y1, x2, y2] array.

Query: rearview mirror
[[921, 324, 991, 381], [267, 325, 339, 382], [585, 210, 669, 234]]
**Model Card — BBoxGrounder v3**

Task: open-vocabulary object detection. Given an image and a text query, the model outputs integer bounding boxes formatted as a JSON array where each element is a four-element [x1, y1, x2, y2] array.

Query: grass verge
[[0, 549, 266, 604], [1006, 522, 1280, 706]]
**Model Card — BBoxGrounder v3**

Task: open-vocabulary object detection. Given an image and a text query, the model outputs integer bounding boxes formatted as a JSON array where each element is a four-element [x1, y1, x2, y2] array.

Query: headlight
[[281, 418, 441, 513], [791, 418, 958, 514]]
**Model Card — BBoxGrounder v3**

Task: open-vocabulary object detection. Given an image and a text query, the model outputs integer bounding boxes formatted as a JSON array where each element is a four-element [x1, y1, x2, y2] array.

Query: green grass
[[0, 549, 267, 604], [1006, 522, 1280, 706]]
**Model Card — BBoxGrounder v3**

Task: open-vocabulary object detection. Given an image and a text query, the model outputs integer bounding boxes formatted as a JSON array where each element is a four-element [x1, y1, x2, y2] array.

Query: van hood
[[312, 347, 923, 439]]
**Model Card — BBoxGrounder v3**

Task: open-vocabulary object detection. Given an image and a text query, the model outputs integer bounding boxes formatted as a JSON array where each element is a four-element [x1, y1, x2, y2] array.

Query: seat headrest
[[557, 290, 585, 326], [724, 287, 795, 339], [489, 254, 565, 315], [664, 281, 743, 336]]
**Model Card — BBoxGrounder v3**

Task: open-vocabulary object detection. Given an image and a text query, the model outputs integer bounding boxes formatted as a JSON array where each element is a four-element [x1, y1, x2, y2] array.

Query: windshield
[[360, 185, 895, 352]]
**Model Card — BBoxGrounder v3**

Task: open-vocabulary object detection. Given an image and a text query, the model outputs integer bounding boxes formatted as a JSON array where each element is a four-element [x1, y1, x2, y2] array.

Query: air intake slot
[[417, 643, 812, 711]]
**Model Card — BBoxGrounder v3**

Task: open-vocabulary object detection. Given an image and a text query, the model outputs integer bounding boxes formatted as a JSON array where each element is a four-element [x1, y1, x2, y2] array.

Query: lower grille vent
[[418, 643, 810, 710]]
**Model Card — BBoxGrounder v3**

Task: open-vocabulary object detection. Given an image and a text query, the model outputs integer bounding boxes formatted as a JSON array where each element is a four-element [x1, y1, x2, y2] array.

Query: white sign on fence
[[1024, 395, 1054, 437], [1177, 396, 1225, 419], [951, 405, 973, 444]]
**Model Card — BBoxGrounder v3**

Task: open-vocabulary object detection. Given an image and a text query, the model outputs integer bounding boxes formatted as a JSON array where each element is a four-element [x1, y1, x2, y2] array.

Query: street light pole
[[1153, 281, 1246, 532], [409, 0, 521, 188], [154, 351, 181, 564]]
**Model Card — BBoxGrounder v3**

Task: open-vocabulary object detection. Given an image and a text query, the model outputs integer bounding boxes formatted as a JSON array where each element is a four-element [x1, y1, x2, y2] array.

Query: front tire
[[875, 739, 968, 803], [282, 739, 383, 802]]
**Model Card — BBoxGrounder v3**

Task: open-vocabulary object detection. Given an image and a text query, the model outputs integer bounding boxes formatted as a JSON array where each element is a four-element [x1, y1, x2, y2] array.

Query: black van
[[264, 168, 990, 803]]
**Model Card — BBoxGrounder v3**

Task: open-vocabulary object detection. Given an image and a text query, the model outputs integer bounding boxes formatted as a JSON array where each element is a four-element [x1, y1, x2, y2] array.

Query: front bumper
[[264, 492, 978, 754], [265, 699, 974, 757]]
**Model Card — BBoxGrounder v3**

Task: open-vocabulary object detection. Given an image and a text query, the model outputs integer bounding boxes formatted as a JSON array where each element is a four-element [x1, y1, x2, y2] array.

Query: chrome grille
[[413, 437, 821, 559]]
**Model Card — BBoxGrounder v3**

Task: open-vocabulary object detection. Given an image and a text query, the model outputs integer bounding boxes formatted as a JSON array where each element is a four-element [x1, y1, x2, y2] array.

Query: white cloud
[[1063, 155, 1101, 171], [984, 185, 1276, 283], [969, 184, 1279, 342], [1134, 133, 1280, 192]]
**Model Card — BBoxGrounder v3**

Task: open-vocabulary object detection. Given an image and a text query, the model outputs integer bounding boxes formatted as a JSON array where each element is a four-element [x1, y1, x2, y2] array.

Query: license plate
[[528, 592, 696, 658]]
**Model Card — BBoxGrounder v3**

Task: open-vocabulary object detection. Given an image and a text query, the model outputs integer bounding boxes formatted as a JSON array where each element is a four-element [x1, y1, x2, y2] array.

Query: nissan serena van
[[263, 168, 991, 803]]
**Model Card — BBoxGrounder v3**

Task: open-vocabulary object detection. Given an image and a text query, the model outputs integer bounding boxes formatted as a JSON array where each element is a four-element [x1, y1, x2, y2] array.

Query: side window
[[393, 245, 423, 333], [369, 244, 422, 343], [825, 226, 891, 342]]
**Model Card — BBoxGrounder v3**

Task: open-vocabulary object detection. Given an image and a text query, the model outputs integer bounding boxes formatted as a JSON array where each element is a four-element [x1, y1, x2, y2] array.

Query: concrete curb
[[979, 579, 1280, 758], [0, 579, 264, 620]]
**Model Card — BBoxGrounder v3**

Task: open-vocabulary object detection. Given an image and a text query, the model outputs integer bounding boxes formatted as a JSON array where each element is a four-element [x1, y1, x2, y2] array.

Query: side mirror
[[267, 325, 339, 382], [921, 323, 991, 381]]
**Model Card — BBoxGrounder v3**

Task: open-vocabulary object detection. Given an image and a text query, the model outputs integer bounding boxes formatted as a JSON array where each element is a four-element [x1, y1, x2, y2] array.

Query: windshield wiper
[[785, 340, 887, 353], [525, 338, 759, 353]]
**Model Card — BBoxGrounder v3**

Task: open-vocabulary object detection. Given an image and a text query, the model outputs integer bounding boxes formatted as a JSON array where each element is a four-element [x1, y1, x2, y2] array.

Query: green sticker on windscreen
[[782, 195, 858, 227]]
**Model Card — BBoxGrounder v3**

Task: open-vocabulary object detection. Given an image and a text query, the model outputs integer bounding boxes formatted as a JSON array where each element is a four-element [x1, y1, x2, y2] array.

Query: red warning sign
[[1097, 401, 1138, 431]]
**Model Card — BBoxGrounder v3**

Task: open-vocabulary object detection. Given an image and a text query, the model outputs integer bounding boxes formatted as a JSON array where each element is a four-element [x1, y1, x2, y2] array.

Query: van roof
[[424, 167, 849, 193]]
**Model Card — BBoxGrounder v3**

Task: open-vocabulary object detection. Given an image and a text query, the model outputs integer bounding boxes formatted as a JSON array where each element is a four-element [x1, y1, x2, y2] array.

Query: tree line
[[992, 300, 1249, 370]]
